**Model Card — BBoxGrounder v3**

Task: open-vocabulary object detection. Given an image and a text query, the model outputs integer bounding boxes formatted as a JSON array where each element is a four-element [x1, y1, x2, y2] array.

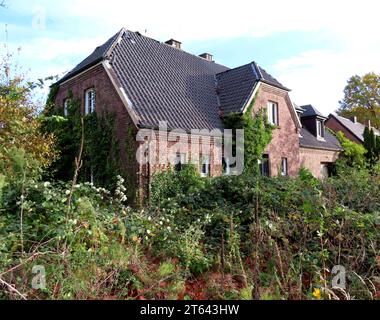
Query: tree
[[338, 72, 380, 129], [363, 126, 379, 166], [335, 131, 367, 168], [0, 53, 57, 177]]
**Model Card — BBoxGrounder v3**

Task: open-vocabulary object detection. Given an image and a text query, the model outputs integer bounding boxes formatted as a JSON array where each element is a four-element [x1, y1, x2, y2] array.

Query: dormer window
[[267, 102, 279, 126], [317, 120, 324, 139], [85, 88, 96, 115]]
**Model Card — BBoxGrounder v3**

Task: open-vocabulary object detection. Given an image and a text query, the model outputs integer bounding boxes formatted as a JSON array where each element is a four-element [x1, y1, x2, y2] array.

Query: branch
[[0, 277, 27, 300], [67, 117, 85, 209]]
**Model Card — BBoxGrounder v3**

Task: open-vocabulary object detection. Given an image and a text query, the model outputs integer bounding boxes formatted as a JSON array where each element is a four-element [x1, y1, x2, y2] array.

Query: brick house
[[326, 114, 380, 145], [53, 28, 341, 199]]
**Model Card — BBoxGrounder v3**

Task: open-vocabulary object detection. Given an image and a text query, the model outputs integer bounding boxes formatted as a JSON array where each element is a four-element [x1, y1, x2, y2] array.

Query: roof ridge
[[215, 62, 253, 77], [122, 29, 230, 69], [252, 61, 264, 80], [104, 28, 127, 59]]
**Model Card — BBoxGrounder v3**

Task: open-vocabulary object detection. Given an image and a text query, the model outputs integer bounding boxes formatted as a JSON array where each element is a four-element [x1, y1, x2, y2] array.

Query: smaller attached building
[[296, 105, 342, 179]]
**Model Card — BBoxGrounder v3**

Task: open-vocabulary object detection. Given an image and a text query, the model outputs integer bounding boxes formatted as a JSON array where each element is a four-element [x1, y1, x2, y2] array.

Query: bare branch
[[0, 277, 27, 300]]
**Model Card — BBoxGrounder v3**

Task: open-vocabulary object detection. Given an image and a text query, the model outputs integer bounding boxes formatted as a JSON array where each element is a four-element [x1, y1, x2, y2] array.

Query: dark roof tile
[[300, 128, 342, 151], [300, 104, 326, 118]]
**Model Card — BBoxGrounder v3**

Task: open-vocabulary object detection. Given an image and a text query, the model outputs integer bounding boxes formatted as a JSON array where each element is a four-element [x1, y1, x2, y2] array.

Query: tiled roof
[[109, 30, 228, 131], [300, 105, 326, 118], [328, 114, 380, 142], [56, 29, 290, 131], [216, 63, 258, 115], [300, 128, 342, 151], [216, 62, 290, 115]]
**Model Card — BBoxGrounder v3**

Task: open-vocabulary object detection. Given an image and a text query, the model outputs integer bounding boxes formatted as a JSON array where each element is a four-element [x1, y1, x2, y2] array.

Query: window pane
[[201, 155, 210, 176], [267, 103, 273, 124], [85, 89, 95, 114], [64, 99, 69, 116], [281, 158, 288, 176], [260, 155, 270, 177]]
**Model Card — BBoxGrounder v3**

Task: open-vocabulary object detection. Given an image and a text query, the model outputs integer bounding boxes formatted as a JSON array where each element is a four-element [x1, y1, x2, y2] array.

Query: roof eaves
[[55, 58, 103, 86], [240, 81, 260, 113], [299, 143, 342, 152]]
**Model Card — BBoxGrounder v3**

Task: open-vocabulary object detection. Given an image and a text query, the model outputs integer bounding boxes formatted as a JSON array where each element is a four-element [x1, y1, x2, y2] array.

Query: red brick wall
[[300, 147, 340, 178], [253, 84, 301, 177], [54, 63, 139, 201], [136, 131, 224, 200], [325, 117, 363, 144]]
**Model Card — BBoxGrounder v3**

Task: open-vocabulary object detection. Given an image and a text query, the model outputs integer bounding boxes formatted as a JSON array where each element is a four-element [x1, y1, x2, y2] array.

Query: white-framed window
[[85, 88, 96, 115], [175, 153, 187, 172], [267, 101, 279, 126], [281, 157, 288, 176], [223, 157, 231, 176], [63, 98, 71, 117], [317, 120, 324, 139], [200, 155, 210, 177]]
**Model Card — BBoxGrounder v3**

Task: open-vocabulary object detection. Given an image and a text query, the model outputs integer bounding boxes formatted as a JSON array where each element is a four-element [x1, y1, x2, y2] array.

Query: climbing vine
[[41, 90, 126, 192], [223, 94, 274, 174]]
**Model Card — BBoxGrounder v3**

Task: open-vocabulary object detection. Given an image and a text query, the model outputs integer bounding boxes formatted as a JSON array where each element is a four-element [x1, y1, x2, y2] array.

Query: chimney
[[199, 53, 213, 61], [350, 116, 357, 123], [165, 39, 181, 50], [365, 119, 371, 128]]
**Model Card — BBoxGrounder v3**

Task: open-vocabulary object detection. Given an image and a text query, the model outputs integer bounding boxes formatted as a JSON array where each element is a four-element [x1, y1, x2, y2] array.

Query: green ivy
[[42, 93, 126, 192], [223, 94, 273, 174]]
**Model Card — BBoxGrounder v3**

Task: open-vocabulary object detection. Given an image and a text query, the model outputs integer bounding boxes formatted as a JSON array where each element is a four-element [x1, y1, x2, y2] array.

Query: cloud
[[272, 48, 380, 115], [8, 0, 380, 41], [3, 0, 380, 113]]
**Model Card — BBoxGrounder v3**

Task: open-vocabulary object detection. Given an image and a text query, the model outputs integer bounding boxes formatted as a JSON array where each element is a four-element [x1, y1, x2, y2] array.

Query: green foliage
[[42, 95, 124, 192], [0, 57, 57, 171], [150, 164, 205, 208], [336, 131, 367, 168], [1, 157, 379, 300], [223, 95, 273, 174], [158, 261, 176, 277], [338, 72, 380, 129], [363, 126, 380, 166]]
